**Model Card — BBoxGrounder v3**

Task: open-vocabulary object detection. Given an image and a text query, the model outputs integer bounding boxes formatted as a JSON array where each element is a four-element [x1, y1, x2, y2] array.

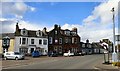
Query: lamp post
[[111, 7, 118, 63], [2, 36, 10, 53]]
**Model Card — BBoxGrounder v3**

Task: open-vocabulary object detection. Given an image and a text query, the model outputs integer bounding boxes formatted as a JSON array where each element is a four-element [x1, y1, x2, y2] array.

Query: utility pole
[[111, 7, 118, 63]]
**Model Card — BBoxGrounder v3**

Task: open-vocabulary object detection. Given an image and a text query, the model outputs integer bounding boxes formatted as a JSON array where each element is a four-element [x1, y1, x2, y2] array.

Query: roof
[[48, 27, 80, 37], [0, 33, 15, 39], [92, 42, 104, 49], [15, 29, 48, 37], [27, 30, 37, 37]]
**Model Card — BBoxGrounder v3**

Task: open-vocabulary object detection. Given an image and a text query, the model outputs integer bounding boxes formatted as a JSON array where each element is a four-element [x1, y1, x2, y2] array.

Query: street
[[2, 54, 104, 69]]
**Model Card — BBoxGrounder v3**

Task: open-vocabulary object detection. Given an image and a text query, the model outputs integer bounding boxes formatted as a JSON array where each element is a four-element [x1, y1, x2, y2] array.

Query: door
[[31, 48, 34, 53]]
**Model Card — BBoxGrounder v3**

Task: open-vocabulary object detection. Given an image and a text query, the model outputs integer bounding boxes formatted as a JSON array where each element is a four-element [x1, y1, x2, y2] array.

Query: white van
[[4, 52, 25, 60]]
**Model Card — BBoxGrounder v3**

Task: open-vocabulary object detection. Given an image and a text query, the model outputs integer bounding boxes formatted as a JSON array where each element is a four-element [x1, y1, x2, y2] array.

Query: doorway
[[31, 48, 34, 53]]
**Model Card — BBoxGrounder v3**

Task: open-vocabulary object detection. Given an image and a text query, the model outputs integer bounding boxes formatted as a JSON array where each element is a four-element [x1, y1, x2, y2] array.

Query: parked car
[[78, 52, 84, 56], [48, 51, 58, 57], [4, 52, 25, 60], [32, 51, 41, 57], [63, 50, 74, 57]]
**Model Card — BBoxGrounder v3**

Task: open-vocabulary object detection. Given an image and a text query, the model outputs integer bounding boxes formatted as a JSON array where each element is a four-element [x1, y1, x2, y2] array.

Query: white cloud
[[1, 0, 119, 43], [61, 0, 119, 42], [1, 2, 35, 19], [1, 19, 45, 33]]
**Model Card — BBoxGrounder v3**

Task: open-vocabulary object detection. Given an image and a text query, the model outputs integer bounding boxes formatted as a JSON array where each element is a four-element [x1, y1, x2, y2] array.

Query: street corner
[[94, 62, 119, 70]]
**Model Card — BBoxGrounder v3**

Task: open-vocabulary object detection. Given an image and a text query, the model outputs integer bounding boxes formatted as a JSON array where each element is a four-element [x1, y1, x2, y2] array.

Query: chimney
[[58, 25, 61, 29], [54, 24, 58, 29], [86, 39, 89, 43], [72, 27, 77, 33], [16, 22, 19, 31], [15, 22, 20, 35], [43, 27, 47, 33]]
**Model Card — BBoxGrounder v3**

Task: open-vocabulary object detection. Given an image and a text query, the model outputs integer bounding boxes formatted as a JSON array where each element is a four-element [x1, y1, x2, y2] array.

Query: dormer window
[[65, 30, 70, 35], [36, 30, 42, 36], [71, 31, 76, 35], [21, 28, 27, 36]]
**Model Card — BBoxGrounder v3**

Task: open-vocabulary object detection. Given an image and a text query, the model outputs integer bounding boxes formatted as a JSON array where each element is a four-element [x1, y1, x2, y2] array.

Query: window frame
[[31, 39, 34, 44], [39, 39, 42, 45], [59, 38, 62, 44], [49, 37, 52, 44], [22, 38, 26, 44], [43, 40, 47, 45]]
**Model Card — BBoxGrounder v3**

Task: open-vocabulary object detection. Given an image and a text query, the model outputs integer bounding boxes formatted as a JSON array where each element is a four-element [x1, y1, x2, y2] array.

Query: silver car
[[4, 52, 25, 60]]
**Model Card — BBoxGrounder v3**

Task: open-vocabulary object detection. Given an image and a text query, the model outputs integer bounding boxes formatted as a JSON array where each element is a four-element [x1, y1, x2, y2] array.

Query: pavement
[[94, 59, 120, 71]]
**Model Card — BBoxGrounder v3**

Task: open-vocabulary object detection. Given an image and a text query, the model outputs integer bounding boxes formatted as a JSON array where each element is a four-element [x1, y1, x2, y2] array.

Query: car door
[[6, 53, 12, 59]]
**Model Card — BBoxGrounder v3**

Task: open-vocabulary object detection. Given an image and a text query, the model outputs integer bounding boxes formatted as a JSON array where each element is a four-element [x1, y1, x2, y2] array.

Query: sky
[[0, 0, 119, 43]]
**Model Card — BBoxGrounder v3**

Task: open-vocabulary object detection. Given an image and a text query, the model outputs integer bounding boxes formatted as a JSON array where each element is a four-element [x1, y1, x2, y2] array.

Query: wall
[[0, 40, 2, 53], [14, 36, 48, 55]]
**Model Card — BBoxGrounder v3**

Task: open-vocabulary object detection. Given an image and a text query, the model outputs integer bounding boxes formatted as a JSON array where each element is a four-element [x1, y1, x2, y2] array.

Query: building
[[80, 40, 105, 54], [14, 23, 48, 55], [48, 24, 80, 55], [80, 39, 93, 55], [92, 42, 104, 54], [0, 33, 15, 54]]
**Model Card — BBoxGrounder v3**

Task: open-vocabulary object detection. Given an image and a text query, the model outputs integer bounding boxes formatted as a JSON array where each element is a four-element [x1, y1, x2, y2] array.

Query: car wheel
[[15, 57, 18, 60], [4, 57, 7, 60]]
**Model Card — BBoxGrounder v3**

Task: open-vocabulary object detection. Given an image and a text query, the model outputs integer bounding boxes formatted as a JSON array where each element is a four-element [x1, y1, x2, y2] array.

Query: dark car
[[48, 51, 58, 57], [32, 51, 41, 57]]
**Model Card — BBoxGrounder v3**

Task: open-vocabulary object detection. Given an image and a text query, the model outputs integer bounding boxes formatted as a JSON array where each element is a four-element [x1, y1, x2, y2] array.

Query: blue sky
[[1, 0, 119, 42], [22, 2, 100, 26]]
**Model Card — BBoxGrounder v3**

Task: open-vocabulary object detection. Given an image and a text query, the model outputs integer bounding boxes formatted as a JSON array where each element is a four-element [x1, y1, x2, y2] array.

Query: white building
[[14, 23, 48, 55]]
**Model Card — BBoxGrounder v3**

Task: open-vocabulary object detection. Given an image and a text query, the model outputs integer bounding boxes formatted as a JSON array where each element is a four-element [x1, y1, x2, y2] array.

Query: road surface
[[4, 54, 104, 69]]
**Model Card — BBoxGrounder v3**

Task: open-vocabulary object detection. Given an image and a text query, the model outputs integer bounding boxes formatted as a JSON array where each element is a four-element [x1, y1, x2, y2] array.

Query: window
[[21, 28, 27, 35], [36, 31, 42, 36], [65, 31, 70, 35], [20, 38, 21, 44], [6, 53, 11, 55], [55, 39, 58, 43], [23, 30, 26, 34], [19, 48, 28, 54], [39, 48, 44, 53], [65, 38, 68, 43], [55, 30, 57, 34], [82, 44, 85, 47], [88, 44, 91, 48], [59, 46, 62, 54], [22, 38, 26, 44], [14, 52, 20, 55], [59, 38, 62, 44], [74, 38, 77, 44], [49, 37, 52, 44], [31, 39, 34, 44], [72, 38, 74, 43], [71, 32, 76, 35], [43, 40, 47, 45], [39, 39, 42, 45]]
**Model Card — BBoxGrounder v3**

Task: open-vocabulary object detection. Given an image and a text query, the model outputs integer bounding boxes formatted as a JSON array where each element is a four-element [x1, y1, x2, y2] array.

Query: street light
[[2, 36, 10, 53], [111, 7, 118, 63]]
